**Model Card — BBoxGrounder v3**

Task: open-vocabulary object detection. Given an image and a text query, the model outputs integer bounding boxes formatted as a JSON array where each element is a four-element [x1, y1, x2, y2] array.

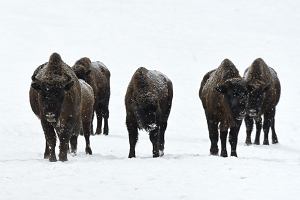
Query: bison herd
[[30, 53, 281, 162]]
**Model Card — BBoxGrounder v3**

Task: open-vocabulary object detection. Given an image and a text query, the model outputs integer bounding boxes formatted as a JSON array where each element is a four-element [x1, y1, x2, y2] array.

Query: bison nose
[[45, 112, 56, 122], [248, 109, 257, 117]]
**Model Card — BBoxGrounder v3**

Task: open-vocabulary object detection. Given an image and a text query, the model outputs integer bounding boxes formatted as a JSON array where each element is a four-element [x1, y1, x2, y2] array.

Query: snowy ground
[[1, 0, 300, 199]]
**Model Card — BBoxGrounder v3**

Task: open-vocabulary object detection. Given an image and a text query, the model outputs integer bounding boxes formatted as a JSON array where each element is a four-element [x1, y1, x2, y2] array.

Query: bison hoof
[[128, 151, 136, 158], [159, 150, 164, 157], [220, 150, 228, 157], [231, 152, 238, 157], [86, 147, 93, 155], [103, 129, 109, 136], [59, 157, 68, 162], [272, 138, 278, 144], [70, 152, 77, 157], [254, 140, 260, 145], [153, 153, 159, 158], [44, 153, 50, 159], [245, 139, 252, 145], [263, 140, 269, 145], [95, 128, 102, 135], [70, 149, 77, 155], [49, 155, 57, 162], [58, 153, 68, 162], [210, 148, 219, 156]]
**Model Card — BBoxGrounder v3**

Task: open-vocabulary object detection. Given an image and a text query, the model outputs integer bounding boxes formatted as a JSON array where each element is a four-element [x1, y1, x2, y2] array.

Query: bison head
[[246, 82, 270, 117], [72, 64, 91, 82], [72, 57, 92, 82], [31, 74, 74, 123], [216, 78, 248, 121]]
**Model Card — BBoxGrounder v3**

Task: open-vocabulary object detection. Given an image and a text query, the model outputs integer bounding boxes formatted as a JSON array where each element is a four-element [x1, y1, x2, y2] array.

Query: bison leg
[[58, 130, 71, 162], [220, 130, 228, 157], [263, 110, 274, 145], [245, 115, 253, 145], [70, 135, 78, 155], [150, 128, 160, 158], [127, 117, 138, 158], [82, 121, 93, 155], [271, 119, 278, 144], [207, 120, 219, 155], [41, 120, 57, 162], [254, 116, 262, 145], [90, 112, 95, 136], [229, 122, 241, 157], [95, 105, 103, 135], [102, 106, 109, 135], [271, 110, 279, 144], [158, 122, 168, 156], [44, 140, 50, 159]]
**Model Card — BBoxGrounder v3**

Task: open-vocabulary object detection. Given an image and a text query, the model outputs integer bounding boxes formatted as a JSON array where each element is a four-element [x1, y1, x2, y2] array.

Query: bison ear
[[215, 84, 227, 94], [31, 82, 41, 91], [64, 80, 74, 91]]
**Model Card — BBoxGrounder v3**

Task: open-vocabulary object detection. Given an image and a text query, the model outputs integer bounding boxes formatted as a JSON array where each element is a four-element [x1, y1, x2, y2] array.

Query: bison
[[72, 57, 111, 135], [244, 58, 281, 145], [29, 53, 94, 162], [199, 59, 248, 157], [125, 67, 173, 158]]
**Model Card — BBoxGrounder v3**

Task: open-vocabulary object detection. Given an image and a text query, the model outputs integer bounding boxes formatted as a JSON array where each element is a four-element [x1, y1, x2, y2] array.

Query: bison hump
[[146, 70, 170, 93]]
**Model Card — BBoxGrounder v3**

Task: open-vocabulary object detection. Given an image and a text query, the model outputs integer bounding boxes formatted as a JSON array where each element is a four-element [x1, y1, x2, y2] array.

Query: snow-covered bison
[[244, 58, 281, 145], [125, 67, 173, 158], [199, 59, 248, 157], [29, 53, 94, 162], [72, 57, 110, 135]]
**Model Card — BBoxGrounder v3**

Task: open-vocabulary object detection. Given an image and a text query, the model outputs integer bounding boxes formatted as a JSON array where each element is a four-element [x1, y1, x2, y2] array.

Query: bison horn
[[31, 63, 45, 81], [31, 74, 37, 81]]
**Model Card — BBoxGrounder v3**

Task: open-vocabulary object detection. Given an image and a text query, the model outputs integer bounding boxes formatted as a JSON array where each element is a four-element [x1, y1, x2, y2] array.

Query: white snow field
[[1, 0, 300, 199]]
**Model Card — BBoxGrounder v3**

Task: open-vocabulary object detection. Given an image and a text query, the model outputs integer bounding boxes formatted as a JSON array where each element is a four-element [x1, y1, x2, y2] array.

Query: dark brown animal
[[72, 58, 110, 135], [199, 59, 248, 157], [125, 67, 173, 158], [244, 58, 281, 145], [29, 53, 94, 162]]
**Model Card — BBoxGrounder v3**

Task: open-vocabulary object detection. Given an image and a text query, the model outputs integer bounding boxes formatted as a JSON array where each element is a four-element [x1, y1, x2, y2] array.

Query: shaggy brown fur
[[29, 53, 94, 162], [199, 59, 248, 157], [72, 57, 110, 135], [244, 58, 281, 145], [125, 67, 173, 158]]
